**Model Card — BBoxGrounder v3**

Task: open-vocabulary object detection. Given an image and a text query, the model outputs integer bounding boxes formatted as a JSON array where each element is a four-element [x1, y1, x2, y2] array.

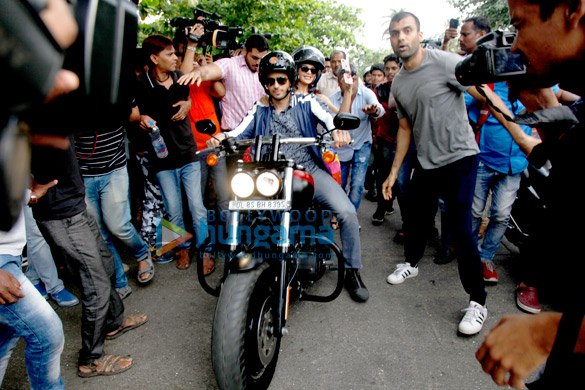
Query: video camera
[[455, 30, 526, 86], [171, 8, 244, 54]]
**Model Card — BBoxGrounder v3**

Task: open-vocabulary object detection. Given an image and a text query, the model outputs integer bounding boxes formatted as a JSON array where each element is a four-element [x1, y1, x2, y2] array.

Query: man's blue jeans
[[340, 143, 372, 211], [0, 255, 64, 390], [156, 161, 208, 249], [472, 163, 522, 262], [312, 169, 362, 269], [22, 206, 65, 295], [84, 168, 149, 289]]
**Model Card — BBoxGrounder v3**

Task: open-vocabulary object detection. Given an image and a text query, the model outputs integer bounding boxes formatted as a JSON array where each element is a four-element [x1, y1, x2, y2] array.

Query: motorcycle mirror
[[333, 113, 360, 130], [195, 119, 217, 135]]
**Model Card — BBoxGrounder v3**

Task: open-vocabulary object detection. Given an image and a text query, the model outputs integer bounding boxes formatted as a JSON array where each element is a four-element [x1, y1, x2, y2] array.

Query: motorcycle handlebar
[[195, 135, 343, 156]]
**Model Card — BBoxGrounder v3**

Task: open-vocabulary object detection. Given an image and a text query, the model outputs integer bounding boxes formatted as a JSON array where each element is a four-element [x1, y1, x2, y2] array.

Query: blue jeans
[[84, 168, 149, 289], [392, 142, 417, 228], [472, 163, 522, 262], [22, 206, 65, 295], [156, 161, 208, 249], [340, 143, 372, 211], [312, 169, 362, 269], [0, 255, 64, 390]]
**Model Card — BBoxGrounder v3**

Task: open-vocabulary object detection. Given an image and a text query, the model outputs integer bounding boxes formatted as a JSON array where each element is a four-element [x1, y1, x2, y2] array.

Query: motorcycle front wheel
[[212, 262, 281, 390]]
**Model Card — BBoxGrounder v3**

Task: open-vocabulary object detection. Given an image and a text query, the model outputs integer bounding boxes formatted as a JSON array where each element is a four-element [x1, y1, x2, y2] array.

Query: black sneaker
[[371, 208, 385, 225], [345, 269, 369, 302], [365, 189, 377, 202], [433, 246, 456, 265], [393, 229, 406, 243]]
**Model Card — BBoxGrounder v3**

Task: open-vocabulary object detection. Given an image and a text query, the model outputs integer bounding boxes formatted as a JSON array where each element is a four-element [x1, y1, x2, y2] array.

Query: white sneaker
[[386, 263, 418, 285], [458, 301, 488, 335]]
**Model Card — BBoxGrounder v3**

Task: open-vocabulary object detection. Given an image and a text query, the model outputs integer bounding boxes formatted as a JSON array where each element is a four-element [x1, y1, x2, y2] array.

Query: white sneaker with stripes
[[386, 262, 419, 285], [458, 301, 488, 335]]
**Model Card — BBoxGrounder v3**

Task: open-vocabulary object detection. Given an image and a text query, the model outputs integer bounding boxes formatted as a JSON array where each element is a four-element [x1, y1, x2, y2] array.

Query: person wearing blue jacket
[[468, 82, 533, 285], [211, 51, 369, 302]]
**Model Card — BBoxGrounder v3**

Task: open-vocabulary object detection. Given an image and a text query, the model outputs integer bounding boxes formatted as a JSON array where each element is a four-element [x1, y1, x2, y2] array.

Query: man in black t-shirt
[[31, 139, 147, 377]]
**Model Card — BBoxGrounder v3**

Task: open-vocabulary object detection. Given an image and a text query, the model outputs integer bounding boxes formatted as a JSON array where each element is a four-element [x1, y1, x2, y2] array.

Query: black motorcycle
[[194, 113, 359, 390]]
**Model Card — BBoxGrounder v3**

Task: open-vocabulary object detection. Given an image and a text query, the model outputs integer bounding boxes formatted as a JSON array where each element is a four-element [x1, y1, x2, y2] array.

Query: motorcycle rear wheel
[[212, 262, 281, 390]]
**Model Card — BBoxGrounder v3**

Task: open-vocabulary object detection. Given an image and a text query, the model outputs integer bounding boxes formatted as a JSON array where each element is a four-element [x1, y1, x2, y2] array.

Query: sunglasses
[[300, 65, 318, 74], [265, 76, 288, 86]]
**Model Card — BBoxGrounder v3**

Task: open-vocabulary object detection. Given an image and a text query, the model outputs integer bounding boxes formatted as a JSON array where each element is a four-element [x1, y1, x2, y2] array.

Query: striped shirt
[[215, 55, 266, 130], [75, 127, 127, 177]]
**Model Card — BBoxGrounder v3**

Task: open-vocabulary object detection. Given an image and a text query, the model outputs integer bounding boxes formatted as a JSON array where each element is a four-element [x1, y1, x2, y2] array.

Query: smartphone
[[341, 58, 352, 84], [449, 18, 459, 29]]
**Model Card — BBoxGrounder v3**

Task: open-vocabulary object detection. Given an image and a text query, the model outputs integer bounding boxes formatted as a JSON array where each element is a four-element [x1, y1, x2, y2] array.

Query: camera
[[172, 8, 244, 54], [455, 30, 526, 86]]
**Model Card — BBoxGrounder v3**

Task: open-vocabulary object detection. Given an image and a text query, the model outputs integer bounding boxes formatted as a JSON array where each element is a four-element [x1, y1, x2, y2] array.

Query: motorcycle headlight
[[256, 171, 282, 197], [231, 172, 255, 198]]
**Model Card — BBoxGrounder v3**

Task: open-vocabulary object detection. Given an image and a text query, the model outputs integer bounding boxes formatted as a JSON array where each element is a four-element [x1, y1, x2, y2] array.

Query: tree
[[447, 0, 511, 29], [138, 0, 365, 57]]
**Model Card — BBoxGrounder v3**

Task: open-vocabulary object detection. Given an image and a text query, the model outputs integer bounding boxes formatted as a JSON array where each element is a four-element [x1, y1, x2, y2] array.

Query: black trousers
[[37, 210, 124, 365], [404, 155, 487, 305]]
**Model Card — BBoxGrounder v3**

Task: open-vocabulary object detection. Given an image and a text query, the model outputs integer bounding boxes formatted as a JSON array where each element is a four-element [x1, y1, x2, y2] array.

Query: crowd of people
[[1, 0, 584, 388]]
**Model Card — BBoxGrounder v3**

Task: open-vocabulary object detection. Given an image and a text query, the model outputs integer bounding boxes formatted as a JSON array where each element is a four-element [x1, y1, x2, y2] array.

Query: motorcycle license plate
[[229, 200, 291, 211]]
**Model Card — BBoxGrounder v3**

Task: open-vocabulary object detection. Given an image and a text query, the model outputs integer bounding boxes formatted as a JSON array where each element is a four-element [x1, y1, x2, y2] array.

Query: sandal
[[202, 252, 215, 276], [116, 285, 132, 300], [176, 249, 191, 270], [330, 216, 339, 230], [106, 314, 148, 340], [137, 252, 155, 284], [78, 354, 134, 378]]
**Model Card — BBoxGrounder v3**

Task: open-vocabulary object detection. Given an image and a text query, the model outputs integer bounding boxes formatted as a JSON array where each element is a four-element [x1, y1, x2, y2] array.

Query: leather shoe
[[345, 269, 369, 302], [433, 246, 455, 265]]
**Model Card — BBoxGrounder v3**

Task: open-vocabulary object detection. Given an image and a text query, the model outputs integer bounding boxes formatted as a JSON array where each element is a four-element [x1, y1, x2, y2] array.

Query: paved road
[[2, 197, 537, 390]]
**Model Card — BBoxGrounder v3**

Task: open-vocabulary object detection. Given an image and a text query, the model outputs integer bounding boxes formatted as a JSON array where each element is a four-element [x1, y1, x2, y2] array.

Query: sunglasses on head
[[300, 65, 318, 74], [265, 76, 288, 86]]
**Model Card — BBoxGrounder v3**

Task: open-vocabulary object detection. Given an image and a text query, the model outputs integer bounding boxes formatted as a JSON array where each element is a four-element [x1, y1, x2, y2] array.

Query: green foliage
[[447, 0, 511, 29], [138, 0, 365, 57]]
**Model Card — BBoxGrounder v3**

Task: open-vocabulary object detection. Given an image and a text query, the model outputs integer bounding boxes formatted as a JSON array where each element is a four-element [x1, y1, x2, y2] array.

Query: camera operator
[[178, 34, 269, 131], [474, 1, 585, 388]]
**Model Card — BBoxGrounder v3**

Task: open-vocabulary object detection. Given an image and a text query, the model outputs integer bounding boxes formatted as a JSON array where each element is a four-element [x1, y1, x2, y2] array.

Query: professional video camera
[[171, 8, 244, 54], [455, 30, 526, 86]]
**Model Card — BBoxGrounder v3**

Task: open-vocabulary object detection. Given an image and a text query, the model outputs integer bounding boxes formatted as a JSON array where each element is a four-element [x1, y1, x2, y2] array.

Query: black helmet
[[259, 51, 296, 90], [292, 46, 325, 85]]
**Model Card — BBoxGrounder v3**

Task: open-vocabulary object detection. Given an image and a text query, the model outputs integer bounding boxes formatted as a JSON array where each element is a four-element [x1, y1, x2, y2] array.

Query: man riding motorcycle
[[208, 51, 369, 302]]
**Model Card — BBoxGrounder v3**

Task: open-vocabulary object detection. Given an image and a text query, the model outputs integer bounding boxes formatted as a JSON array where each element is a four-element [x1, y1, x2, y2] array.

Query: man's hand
[[206, 132, 226, 148], [442, 28, 458, 49], [178, 68, 203, 86], [362, 104, 380, 116], [186, 24, 204, 44], [382, 171, 397, 200], [476, 313, 561, 389], [340, 75, 353, 95], [331, 130, 351, 148], [28, 178, 58, 206], [139, 115, 156, 132], [0, 269, 24, 305], [172, 100, 192, 121]]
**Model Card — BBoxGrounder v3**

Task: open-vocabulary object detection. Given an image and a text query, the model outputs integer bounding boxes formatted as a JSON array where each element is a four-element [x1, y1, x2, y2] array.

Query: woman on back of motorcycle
[[292, 46, 339, 113]]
